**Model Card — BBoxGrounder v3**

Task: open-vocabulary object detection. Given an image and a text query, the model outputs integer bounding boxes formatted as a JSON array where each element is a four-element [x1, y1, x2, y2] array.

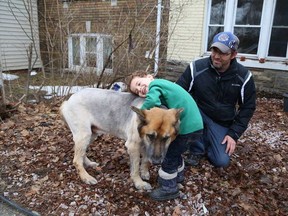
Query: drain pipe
[[154, 0, 162, 76], [0, 195, 39, 216], [0, 47, 6, 104]]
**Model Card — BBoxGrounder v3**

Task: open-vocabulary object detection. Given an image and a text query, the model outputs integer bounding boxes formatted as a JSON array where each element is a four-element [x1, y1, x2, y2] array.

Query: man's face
[[211, 47, 237, 72], [130, 75, 154, 97]]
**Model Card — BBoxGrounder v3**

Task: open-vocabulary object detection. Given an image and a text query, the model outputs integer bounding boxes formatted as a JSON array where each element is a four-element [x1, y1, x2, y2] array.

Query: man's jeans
[[161, 129, 203, 174], [190, 110, 231, 167]]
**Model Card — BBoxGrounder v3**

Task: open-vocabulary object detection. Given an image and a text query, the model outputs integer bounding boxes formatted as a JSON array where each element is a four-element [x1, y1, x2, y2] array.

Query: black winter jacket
[[176, 57, 256, 141]]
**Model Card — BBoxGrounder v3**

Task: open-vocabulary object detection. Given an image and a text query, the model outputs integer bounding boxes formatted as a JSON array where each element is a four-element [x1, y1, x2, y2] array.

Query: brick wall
[[252, 68, 288, 94]]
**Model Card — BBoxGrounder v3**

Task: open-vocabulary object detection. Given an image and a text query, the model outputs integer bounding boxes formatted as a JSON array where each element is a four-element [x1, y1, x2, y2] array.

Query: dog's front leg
[[125, 140, 152, 190], [140, 148, 150, 181]]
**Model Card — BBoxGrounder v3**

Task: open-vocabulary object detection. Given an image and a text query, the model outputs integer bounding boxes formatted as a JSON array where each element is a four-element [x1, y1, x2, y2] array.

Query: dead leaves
[[0, 120, 15, 130], [0, 98, 287, 215], [25, 175, 49, 196]]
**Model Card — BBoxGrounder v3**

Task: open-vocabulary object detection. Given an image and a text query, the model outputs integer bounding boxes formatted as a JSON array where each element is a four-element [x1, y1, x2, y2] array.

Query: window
[[111, 0, 117, 6], [68, 33, 113, 74], [268, 0, 287, 57], [206, 0, 288, 61]]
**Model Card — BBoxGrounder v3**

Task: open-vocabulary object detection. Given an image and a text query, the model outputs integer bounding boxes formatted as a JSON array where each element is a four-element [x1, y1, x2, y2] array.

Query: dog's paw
[[141, 172, 150, 181], [81, 174, 98, 185], [84, 157, 99, 168], [135, 181, 152, 190], [87, 162, 99, 169]]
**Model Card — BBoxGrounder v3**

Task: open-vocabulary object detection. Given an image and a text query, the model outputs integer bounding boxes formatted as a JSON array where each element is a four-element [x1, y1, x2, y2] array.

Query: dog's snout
[[152, 160, 162, 165], [151, 156, 163, 165]]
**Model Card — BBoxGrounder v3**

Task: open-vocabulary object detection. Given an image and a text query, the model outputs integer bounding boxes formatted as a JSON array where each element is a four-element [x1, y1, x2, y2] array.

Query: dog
[[60, 88, 182, 190]]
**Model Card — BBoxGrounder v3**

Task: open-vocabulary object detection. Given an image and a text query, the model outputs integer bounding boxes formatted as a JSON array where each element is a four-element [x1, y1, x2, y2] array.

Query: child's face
[[130, 75, 154, 97]]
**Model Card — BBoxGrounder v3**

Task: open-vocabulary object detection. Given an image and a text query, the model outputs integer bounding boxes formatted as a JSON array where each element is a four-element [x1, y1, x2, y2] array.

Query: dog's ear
[[131, 106, 147, 135], [170, 108, 183, 137], [174, 108, 184, 119], [131, 106, 146, 122]]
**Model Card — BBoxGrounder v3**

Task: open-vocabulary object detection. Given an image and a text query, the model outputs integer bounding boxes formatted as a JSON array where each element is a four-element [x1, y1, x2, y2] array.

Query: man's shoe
[[149, 187, 180, 201], [185, 154, 203, 166]]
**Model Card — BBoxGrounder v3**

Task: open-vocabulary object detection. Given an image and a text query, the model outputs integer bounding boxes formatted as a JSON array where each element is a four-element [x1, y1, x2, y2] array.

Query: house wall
[[37, 0, 170, 75], [0, 0, 42, 71], [167, 0, 205, 62]]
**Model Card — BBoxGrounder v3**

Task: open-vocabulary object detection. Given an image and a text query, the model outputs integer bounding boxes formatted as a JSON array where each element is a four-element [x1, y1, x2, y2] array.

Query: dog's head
[[131, 106, 183, 165]]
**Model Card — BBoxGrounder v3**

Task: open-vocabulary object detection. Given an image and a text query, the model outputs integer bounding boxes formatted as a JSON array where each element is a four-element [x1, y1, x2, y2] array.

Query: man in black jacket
[[176, 31, 256, 167]]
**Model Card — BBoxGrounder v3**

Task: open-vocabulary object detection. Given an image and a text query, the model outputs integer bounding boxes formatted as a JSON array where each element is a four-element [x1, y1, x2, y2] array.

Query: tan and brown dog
[[60, 88, 182, 190]]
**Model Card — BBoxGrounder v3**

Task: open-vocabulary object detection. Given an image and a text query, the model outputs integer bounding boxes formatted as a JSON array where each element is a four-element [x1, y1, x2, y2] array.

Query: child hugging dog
[[126, 71, 203, 201]]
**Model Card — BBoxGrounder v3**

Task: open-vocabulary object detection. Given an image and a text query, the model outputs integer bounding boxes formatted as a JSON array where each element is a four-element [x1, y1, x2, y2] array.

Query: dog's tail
[[59, 101, 80, 136], [59, 101, 69, 127]]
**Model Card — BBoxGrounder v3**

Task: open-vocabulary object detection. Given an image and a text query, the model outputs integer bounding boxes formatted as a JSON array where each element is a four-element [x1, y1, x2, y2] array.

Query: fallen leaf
[[273, 154, 282, 162], [172, 206, 181, 216], [21, 129, 30, 137]]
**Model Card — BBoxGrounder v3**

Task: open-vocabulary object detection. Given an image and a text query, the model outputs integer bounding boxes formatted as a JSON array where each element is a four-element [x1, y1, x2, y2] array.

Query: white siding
[[167, 0, 206, 62], [0, 0, 42, 71]]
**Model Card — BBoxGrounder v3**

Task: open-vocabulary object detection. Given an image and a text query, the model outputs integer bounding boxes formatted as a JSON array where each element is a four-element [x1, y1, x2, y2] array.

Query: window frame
[[68, 33, 113, 74], [205, 0, 288, 70]]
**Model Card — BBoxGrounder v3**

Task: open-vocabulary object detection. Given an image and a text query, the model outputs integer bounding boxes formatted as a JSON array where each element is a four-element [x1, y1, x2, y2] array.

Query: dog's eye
[[147, 134, 156, 140]]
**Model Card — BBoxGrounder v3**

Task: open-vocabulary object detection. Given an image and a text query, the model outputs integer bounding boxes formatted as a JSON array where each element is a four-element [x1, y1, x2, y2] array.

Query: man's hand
[[222, 135, 236, 156]]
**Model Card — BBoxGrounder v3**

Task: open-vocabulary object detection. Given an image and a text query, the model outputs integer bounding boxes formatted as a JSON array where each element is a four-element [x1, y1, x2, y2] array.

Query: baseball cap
[[210, 32, 239, 53]]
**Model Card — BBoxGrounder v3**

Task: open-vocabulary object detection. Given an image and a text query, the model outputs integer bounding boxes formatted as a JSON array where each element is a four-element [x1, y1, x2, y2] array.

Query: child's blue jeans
[[161, 129, 203, 174]]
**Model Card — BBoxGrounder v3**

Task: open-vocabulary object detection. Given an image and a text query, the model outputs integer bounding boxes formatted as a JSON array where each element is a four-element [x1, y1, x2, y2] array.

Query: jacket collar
[[209, 57, 238, 79]]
